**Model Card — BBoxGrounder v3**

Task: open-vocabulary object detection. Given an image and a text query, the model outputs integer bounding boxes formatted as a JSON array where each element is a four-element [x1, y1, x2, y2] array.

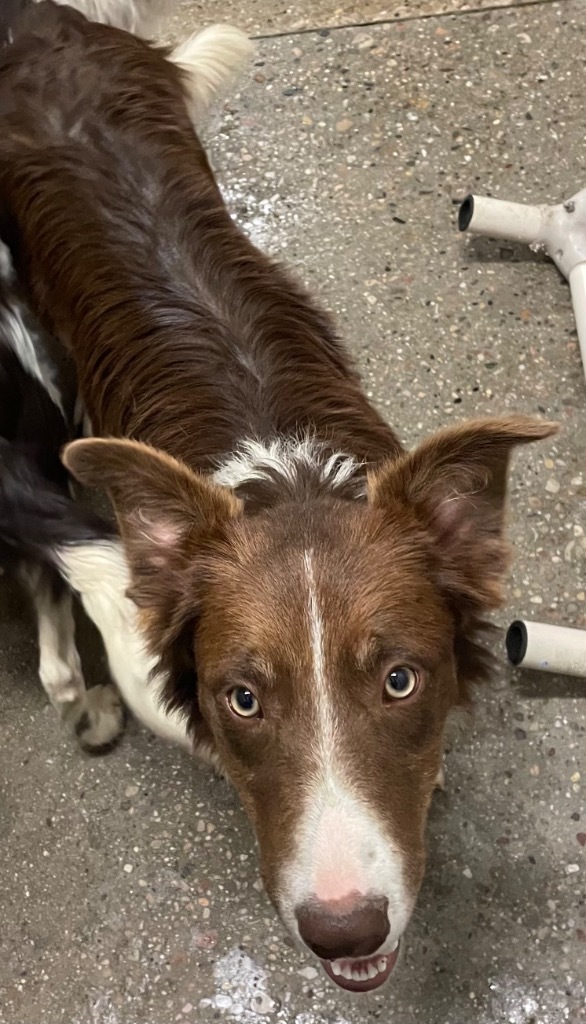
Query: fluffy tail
[[168, 23, 254, 120], [0, 440, 114, 573]]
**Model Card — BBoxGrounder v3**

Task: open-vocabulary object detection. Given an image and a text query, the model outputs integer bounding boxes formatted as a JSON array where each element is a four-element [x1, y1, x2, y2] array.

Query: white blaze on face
[[276, 550, 413, 949], [303, 549, 335, 760]]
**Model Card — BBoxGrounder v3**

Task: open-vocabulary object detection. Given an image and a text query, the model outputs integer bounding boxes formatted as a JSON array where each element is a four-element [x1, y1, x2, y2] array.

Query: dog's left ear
[[368, 416, 558, 611], [63, 437, 242, 611]]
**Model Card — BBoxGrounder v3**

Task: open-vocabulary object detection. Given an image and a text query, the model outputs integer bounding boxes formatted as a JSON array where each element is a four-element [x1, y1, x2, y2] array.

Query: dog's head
[[64, 415, 555, 992]]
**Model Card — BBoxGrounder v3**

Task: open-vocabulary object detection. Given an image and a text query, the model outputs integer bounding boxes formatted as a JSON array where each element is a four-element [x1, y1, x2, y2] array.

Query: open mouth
[[320, 940, 400, 993]]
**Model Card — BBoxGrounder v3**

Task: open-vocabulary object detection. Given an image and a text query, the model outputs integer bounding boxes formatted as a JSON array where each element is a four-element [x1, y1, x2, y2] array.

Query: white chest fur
[[58, 542, 192, 751]]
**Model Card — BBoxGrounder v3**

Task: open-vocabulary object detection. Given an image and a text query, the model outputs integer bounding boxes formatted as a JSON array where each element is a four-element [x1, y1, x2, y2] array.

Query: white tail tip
[[169, 23, 254, 120]]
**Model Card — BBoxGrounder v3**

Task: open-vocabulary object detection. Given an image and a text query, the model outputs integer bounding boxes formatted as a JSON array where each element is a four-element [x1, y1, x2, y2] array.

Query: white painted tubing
[[458, 194, 545, 246], [506, 620, 586, 678], [458, 186, 586, 383], [570, 263, 586, 381]]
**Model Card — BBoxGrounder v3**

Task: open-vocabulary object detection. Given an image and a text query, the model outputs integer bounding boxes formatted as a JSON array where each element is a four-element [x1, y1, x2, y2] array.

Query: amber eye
[[227, 686, 262, 719], [384, 666, 419, 700]]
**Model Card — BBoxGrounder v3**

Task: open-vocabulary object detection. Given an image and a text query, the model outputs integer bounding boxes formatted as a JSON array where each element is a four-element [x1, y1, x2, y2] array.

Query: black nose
[[295, 896, 390, 961]]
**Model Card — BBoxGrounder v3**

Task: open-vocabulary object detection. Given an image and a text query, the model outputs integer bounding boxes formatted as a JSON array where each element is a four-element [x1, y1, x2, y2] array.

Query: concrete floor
[[1, 0, 585, 1021]]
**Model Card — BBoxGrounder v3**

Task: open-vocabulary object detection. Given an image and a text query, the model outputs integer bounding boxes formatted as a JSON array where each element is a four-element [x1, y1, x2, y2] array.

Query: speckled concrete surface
[[168, 0, 547, 38], [1, 1, 585, 1023]]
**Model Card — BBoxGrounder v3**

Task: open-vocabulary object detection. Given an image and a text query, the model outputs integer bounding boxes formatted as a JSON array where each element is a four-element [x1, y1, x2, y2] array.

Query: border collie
[[0, 0, 557, 992]]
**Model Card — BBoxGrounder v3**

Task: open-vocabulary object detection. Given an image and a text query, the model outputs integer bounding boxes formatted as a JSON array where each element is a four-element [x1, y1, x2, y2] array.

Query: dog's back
[[0, 1, 280, 468]]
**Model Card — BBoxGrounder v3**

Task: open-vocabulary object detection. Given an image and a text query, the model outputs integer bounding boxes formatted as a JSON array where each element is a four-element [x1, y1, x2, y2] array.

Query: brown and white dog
[[0, 0, 557, 993]]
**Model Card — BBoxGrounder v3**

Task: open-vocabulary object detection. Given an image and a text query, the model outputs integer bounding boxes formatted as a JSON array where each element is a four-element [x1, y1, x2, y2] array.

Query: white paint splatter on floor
[[72, 991, 120, 1024], [477, 975, 582, 1024], [220, 182, 301, 254], [199, 947, 351, 1024]]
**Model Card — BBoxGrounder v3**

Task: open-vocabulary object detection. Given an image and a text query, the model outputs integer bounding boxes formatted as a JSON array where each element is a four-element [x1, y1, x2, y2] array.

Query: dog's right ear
[[368, 415, 558, 613], [63, 438, 242, 609]]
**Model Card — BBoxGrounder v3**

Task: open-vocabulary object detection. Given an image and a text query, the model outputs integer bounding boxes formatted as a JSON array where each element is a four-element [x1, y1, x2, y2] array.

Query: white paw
[[40, 660, 84, 706], [69, 684, 126, 755]]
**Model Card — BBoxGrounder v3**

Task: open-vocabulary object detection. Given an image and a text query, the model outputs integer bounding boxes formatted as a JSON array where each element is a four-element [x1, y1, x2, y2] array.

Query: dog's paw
[[67, 684, 126, 755]]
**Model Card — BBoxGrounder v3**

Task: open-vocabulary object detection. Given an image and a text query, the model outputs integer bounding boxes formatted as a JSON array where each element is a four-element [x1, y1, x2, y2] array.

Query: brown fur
[[0, 3, 397, 471], [0, 1, 558, 966], [64, 414, 556, 921]]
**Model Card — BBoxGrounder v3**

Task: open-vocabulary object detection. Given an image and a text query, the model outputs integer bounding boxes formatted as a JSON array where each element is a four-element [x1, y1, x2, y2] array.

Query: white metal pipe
[[458, 194, 545, 246], [459, 185, 586, 382], [506, 619, 586, 678]]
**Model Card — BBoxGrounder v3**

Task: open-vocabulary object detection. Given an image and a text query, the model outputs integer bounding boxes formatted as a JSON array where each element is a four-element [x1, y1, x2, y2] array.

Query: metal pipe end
[[506, 620, 528, 666], [458, 194, 475, 232]]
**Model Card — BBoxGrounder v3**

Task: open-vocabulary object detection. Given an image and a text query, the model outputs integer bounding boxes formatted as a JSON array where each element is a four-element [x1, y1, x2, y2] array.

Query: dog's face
[[192, 500, 453, 990], [64, 415, 555, 993]]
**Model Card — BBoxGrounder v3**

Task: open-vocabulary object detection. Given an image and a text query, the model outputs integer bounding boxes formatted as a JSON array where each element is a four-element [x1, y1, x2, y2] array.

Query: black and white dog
[[0, 0, 204, 755], [0, 240, 126, 751], [0, 0, 251, 760], [0, 222, 210, 754], [0, 243, 194, 754]]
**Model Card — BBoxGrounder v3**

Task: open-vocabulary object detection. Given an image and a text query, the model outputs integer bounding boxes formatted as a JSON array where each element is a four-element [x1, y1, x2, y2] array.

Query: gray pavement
[[0, 1, 585, 1022]]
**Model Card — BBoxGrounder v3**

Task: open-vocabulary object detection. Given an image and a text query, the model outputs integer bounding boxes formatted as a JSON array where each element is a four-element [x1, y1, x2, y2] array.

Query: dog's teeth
[[330, 954, 392, 984], [390, 939, 399, 952]]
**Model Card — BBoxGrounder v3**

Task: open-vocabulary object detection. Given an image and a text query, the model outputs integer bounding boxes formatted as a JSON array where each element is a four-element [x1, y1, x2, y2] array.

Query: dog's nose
[[295, 895, 390, 960]]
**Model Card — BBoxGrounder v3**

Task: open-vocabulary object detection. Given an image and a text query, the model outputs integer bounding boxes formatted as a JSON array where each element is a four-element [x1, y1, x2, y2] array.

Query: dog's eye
[[384, 666, 419, 700], [227, 686, 262, 719]]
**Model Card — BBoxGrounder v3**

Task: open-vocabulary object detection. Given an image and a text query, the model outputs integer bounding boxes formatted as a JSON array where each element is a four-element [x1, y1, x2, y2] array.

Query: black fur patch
[[0, 437, 114, 570], [0, 0, 32, 47], [0, 292, 114, 574]]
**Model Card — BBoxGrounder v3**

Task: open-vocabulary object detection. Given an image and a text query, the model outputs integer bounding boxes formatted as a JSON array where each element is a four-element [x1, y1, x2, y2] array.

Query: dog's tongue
[[320, 942, 400, 993]]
